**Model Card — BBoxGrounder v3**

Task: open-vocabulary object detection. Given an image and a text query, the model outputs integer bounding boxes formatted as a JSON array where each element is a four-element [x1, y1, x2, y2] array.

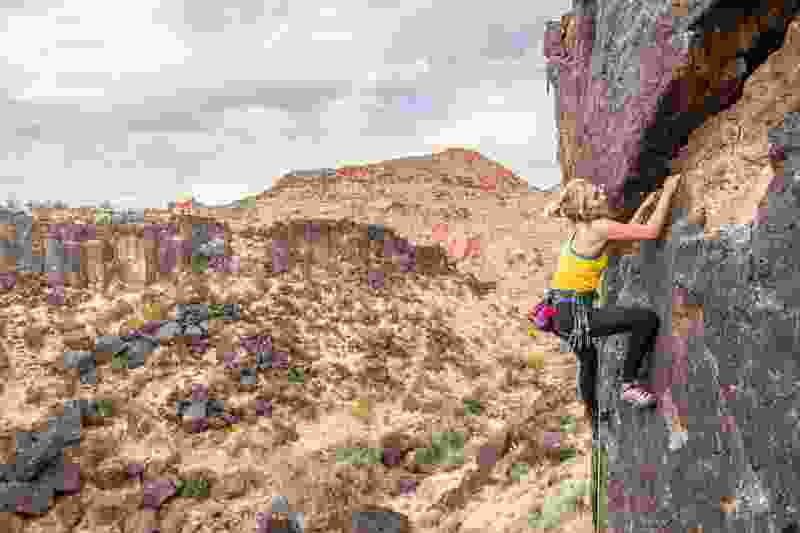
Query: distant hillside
[[170, 197, 255, 209], [258, 149, 532, 200]]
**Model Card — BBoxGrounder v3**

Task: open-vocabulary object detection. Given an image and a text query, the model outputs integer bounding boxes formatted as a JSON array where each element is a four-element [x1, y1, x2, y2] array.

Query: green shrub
[[111, 351, 128, 370], [415, 431, 465, 467], [510, 462, 530, 483], [177, 478, 210, 498], [558, 447, 578, 464], [462, 398, 483, 416], [95, 399, 114, 417], [528, 478, 590, 530], [94, 208, 113, 225], [431, 430, 464, 451], [208, 303, 225, 319], [287, 367, 305, 384], [335, 446, 383, 465], [191, 254, 209, 274], [559, 415, 577, 434], [239, 197, 257, 209], [414, 445, 445, 465]]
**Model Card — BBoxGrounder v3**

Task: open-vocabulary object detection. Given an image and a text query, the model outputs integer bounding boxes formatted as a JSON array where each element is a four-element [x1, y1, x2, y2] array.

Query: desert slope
[[0, 149, 594, 533]]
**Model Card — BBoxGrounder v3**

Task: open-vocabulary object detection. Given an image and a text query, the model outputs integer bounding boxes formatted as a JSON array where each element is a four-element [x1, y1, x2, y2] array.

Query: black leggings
[[553, 302, 660, 416]]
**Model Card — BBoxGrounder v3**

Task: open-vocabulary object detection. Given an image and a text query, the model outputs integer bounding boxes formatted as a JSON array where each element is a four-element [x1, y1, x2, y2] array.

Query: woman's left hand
[[630, 190, 661, 224]]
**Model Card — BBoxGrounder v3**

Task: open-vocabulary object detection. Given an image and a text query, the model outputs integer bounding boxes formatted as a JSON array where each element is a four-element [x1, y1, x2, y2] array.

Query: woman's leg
[[554, 302, 660, 411], [587, 305, 660, 383], [576, 343, 598, 421], [587, 305, 660, 407], [555, 302, 599, 420]]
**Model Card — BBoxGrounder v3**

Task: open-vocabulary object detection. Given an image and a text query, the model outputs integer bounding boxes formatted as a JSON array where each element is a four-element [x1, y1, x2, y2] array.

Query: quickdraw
[[528, 291, 559, 334]]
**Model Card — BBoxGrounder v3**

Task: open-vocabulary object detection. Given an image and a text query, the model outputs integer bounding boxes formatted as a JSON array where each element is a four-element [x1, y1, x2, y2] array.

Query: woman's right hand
[[662, 174, 681, 195]]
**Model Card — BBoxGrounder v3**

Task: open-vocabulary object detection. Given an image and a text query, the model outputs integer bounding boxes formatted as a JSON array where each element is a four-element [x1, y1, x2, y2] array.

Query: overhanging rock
[[545, 0, 800, 214]]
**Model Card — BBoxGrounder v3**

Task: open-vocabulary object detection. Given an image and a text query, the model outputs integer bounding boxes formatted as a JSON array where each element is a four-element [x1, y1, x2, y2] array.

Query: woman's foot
[[620, 382, 657, 408]]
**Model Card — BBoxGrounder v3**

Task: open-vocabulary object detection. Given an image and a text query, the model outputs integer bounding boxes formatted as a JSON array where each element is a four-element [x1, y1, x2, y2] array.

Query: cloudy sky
[[0, 0, 571, 208]]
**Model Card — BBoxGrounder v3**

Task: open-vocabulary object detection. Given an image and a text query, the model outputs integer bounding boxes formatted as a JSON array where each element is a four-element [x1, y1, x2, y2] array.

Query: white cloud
[[264, 22, 290, 49], [487, 94, 506, 105], [4, 0, 191, 101], [0, 0, 572, 207], [191, 183, 255, 206], [310, 31, 353, 42], [424, 111, 538, 147]]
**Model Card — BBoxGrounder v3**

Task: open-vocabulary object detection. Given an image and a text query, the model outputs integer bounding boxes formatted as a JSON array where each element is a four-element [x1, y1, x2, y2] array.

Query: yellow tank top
[[550, 230, 608, 305]]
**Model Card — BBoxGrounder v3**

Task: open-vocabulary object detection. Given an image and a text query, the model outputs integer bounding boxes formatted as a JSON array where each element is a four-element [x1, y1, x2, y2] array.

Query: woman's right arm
[[600, 177, 680, 241], [643, 181, 678, 237]]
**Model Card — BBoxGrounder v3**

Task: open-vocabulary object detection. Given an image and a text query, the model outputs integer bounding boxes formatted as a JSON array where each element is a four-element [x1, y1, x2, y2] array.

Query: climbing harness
[[546, 287, 598, 352]]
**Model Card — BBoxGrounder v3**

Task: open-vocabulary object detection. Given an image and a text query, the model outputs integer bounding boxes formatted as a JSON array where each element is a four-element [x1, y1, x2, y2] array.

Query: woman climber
[[538, 175, 681, 423]]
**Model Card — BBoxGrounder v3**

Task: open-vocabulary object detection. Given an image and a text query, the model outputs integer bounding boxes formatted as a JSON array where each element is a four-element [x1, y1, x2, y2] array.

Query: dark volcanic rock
[[349, 505, 411, 533], [545, 3, 800, 532], [0, 402, 84, 513], [593, 126, 800, 532]]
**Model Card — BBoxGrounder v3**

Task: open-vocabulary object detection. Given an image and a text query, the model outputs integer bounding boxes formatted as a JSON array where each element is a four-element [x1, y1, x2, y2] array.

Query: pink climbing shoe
[[620, 382, 657, 408]]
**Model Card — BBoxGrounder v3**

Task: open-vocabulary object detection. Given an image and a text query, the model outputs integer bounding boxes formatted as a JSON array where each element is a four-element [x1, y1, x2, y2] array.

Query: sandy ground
[[0, 149, 596, 533]]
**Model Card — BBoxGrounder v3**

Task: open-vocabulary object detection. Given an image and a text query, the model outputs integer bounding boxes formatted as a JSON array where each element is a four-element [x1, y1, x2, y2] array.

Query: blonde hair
[[543, 179, 611, 222]]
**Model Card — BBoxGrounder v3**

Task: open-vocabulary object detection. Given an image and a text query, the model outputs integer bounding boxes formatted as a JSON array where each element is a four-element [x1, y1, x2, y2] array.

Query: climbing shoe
[[620, 382, 657, 408]]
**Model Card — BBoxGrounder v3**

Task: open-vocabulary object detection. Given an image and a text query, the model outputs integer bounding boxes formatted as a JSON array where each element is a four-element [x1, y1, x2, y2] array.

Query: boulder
[[155, 321, 182, 343], [123, 338, 157, 369], [347, 505, 411, 533], [183, 401, 207, 420], [63, 351, 95, 372]]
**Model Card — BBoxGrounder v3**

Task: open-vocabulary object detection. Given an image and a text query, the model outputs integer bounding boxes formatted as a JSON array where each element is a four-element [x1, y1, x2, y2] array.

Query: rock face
[[546, 1, 800, 532], [0, 210, 232, 290], [0, 209, 42, 274]]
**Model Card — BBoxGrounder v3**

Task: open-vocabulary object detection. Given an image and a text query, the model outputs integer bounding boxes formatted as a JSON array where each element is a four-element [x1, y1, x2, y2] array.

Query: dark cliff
[[546, 1, 800, 531]]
